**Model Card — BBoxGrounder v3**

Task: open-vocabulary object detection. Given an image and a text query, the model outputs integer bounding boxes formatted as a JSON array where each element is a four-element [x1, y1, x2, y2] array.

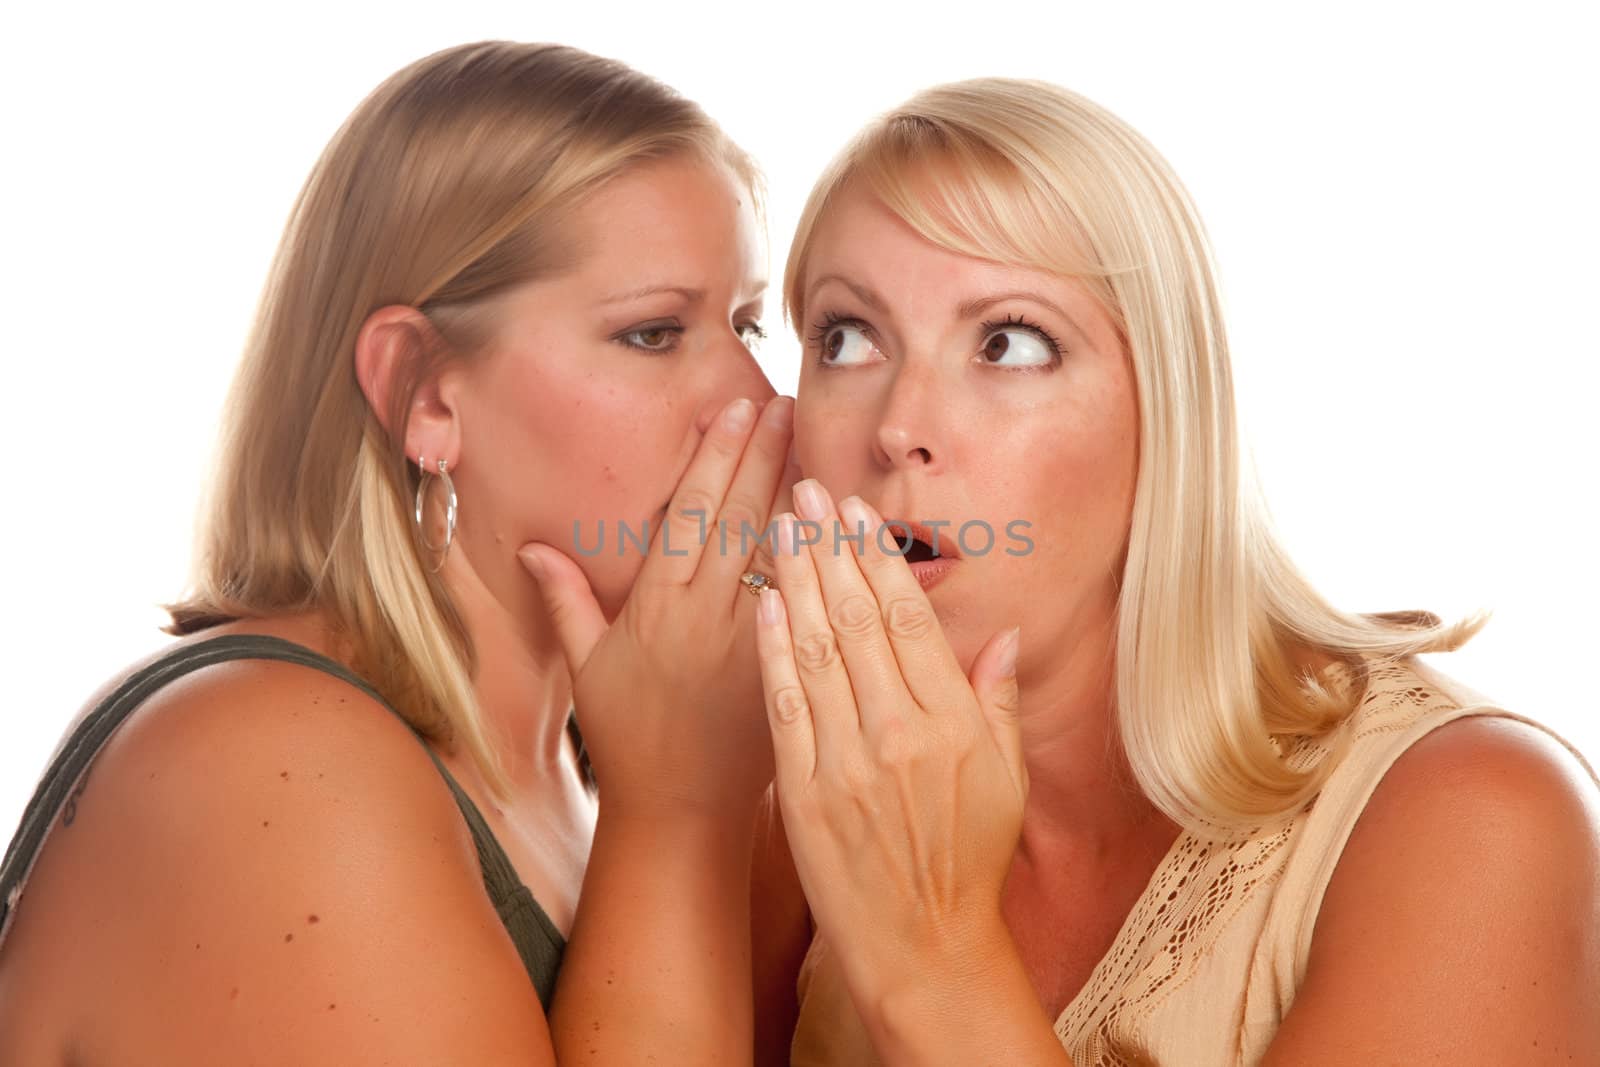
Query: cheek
[[795, 396, 863, 482], [969, 373, 1138, 585], [466, 350, 690, 538]]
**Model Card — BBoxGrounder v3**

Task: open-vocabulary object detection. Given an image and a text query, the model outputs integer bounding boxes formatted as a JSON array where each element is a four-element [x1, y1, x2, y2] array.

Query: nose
[[874, 362, 943, 472], [694, 328, 778, 433]]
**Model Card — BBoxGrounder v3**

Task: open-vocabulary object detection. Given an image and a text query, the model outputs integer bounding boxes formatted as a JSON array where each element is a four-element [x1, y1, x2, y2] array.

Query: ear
[[354, 305, 461, 470]]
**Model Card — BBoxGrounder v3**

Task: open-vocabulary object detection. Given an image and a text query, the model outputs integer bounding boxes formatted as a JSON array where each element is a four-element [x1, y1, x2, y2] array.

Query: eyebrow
[[598, 284, 705, 306], [956, 290, 1080, 330], [806, 274, 889, 313], [809, 276, 1081, 335]]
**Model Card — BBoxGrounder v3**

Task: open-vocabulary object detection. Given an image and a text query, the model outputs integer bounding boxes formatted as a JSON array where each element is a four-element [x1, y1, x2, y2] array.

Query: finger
[[792, 479, 916, 733], [639, 396, 761, 590], [769, 511, 863, 758], [969, 625, 1027, 795], [753, 586, 816, 785], [693, 396, 795, 601], [518, 542, 608, 676], [837, 494, 971, 714], [745, 444, 799, 584]]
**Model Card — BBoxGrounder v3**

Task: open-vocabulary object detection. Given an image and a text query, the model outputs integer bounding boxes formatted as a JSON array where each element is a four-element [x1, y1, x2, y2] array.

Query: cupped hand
[[518, 395, 797, 817], [754, 480, 1028, 1002]]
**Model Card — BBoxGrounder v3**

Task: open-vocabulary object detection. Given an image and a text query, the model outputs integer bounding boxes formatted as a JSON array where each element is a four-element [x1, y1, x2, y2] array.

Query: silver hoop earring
[[413, 456, 457, 572]]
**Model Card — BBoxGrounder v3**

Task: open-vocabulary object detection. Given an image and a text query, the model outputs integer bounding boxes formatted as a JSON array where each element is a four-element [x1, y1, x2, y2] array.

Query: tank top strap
[[0, 633, 567, 1008]]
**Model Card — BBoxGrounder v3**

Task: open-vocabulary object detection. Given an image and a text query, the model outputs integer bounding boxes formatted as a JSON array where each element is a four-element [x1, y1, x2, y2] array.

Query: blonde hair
[[784, 79, 1486, 834], [169, 41, 759, 797]]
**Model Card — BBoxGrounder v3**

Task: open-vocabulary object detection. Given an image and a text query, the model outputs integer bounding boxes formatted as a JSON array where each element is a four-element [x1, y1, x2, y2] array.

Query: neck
[[441, 549, 575, 792], [1012, 609, 1178, 865]]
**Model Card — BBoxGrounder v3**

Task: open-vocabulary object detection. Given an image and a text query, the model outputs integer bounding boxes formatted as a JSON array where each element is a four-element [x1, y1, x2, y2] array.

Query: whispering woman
[[748, 78, 1600, 1064], [0, 41, 793, 1064]]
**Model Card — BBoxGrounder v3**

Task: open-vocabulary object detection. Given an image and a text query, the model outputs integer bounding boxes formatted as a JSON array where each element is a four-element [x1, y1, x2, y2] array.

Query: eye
[[738, 322, 768, 350], [977, 316, 1063, 370], [617, 322, 684, 353], [809, 315, 883, 367]]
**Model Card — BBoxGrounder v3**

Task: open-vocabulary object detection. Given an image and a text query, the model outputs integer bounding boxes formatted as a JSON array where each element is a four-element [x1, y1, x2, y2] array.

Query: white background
[[3, 0, 1596, 836]]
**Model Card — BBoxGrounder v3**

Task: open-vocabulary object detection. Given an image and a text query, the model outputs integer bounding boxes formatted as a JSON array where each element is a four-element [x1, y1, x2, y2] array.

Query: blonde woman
[[0, 42, 792, 1063], [749, 79, 1600, 1064]]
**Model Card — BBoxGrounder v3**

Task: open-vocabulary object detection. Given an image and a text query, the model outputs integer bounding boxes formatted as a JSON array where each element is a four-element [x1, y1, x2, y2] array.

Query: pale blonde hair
[[169, 41, 759, 797], [784, 79, 1485, 833]]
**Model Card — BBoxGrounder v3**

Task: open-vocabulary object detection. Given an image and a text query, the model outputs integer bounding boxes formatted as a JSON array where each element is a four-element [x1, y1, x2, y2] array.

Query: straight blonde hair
[[784, 79, 1484, 834], [169, 41, 759, 798]]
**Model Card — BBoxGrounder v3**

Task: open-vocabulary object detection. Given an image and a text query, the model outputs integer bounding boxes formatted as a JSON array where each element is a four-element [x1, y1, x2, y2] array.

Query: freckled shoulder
[[0, 656, 556, 1065]]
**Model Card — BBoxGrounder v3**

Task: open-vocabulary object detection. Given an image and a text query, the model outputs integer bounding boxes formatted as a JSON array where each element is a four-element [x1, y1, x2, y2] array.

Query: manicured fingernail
[[517, 546, 546, 580], [722, 398, 755, 433], [763, 395, 795, 430], [794, 479, 830, 522], [998, 626, 1021, 677], [758, 587, 784, 625], [839, 495, 870, 532]]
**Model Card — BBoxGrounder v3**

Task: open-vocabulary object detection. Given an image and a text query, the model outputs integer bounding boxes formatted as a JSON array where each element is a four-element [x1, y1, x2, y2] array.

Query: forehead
[[800, 181, 1126, 350], [803, 184, 1103, 322], [568, 155, 762, 269]]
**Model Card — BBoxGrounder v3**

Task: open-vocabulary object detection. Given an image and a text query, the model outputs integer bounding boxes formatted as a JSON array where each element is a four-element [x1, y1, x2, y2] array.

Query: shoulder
[[1269, 714, 1600, 1060], [1333, 714, 1599, 889], [89, 649, 462, 851], [3, 649, 552, 1061]]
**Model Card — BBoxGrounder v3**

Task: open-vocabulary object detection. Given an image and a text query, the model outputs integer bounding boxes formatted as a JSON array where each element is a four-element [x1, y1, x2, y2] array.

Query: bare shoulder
[[1338, 714, 1600, 881], [1264, 715, 1600, 1064], [0, 655, 553, 1065]]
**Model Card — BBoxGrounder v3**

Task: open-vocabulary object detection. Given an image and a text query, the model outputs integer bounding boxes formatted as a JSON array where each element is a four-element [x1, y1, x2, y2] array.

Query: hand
[[754, 479, 1028, 1006], [519, 395, 797, 817]]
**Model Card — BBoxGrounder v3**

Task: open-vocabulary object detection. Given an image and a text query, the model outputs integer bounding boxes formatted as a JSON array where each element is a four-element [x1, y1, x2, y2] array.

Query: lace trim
[[1051, 657, 1463, 1063]]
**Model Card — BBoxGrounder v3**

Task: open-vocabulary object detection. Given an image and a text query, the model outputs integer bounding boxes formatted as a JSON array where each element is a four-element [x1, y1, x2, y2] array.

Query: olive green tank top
[[0, 634, 580, 1009]]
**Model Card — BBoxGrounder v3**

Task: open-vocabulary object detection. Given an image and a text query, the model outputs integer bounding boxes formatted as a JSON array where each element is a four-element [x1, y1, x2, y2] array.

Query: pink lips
[[880, 517, 962, 591], [908, 556, 960, 590]]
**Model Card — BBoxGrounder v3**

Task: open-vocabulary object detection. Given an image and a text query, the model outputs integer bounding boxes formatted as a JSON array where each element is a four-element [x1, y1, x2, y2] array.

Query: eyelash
[[616, 322, 685, 353], [806, 310, 861, 354], [806, 310, 1066, 371], [980, 314, 1065, 371], [614, 321, 767, 354]]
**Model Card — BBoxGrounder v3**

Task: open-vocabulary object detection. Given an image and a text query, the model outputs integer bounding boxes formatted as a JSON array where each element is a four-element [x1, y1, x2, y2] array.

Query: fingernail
[[517, 546, 546, 580], [758, 587, 784, 625], [722, 397, 755, 433], [764, 395, 795, 430], [839, 495, 870, 532], [794, 479, 830, 522], [998, 626, 1021, 677]]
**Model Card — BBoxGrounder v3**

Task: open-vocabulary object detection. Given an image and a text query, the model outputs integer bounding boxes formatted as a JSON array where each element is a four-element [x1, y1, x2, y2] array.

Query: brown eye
[[824, 327, 846, 361], [621, 323, 682, 352], [809, 317, 882, 367], [977, 327, 1054, 368]]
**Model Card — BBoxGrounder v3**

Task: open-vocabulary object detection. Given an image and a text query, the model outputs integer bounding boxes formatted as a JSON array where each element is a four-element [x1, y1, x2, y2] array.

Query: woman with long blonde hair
[[0, 41, 792, 1063], [749, 78, 1600, 1064]]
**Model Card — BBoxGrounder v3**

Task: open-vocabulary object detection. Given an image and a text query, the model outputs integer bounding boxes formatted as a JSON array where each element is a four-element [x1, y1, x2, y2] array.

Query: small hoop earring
[[413, 456, 457, 572]]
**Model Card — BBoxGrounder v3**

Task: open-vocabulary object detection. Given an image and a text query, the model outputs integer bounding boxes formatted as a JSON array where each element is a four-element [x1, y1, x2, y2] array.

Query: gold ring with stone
[[740, 572, 775, 597]]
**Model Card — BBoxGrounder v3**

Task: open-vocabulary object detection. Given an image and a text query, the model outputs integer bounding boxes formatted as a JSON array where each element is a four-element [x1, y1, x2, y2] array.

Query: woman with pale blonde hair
[[748, 78, 1600, 1063], [0, 41, 793, 1063]]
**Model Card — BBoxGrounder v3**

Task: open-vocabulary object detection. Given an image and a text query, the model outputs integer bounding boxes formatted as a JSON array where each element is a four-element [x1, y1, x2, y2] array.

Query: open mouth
[[886, 520, 961, 563]]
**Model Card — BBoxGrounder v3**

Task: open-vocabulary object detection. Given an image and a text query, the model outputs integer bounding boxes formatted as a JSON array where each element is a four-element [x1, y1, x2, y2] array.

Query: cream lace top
[[789, 654, 1597, 1066]]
